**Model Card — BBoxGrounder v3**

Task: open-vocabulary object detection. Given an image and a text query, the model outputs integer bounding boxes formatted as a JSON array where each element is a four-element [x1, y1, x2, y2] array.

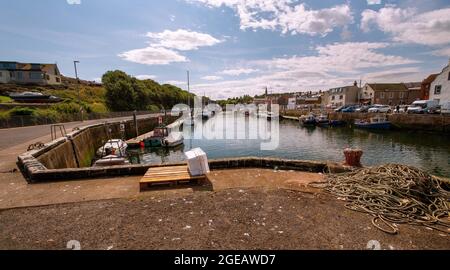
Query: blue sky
[[1, 0, 449, 99]]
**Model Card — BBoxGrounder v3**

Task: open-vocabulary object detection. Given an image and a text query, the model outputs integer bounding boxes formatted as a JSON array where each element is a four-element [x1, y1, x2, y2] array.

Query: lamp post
[[73, 61, 82, 122]]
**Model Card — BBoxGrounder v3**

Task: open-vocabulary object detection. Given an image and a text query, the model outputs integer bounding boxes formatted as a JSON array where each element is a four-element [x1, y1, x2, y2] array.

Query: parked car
[[407, 100, 439, 114], [368, 104, 391, 113], [341, 106, 358, 113], [334, 105, 350, 112], [441, 102, 450, 115], [355, 105, 371, 113], [394, 105, 408, 113]]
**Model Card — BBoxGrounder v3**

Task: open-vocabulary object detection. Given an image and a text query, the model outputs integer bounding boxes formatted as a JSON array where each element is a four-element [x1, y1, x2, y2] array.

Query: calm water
[[128, 113, 450, 177]]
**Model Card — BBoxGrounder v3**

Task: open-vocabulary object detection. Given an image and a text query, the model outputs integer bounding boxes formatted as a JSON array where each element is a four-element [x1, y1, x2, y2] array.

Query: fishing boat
[[96, 139, 128, 158], [161, 131, 184, 147], [315, 114, 329, 127], [354, 116, 391, 130], [299, 114, 316, 126], [143, 127, 184, 148]]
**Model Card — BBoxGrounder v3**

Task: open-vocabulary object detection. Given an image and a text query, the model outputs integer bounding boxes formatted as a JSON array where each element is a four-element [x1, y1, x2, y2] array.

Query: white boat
[[96, 139, 128, 157], [93, 155, 129, 167], [161, 131, 184, 147], [202, 110, 212, 119], [315, 114, 329, 126]]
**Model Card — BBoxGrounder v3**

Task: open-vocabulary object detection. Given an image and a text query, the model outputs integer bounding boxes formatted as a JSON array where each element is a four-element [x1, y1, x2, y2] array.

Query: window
[[380, 92, 385, 99], [448, 72, 450, 80], [56, 77, 61, 83], [434, 85, 442, 95], [389, 92, 394, 98], [0, 72, 2, 77], [399, 92, 404, 99], [339, 95, 343, 100], [331, 96, 335, 100]]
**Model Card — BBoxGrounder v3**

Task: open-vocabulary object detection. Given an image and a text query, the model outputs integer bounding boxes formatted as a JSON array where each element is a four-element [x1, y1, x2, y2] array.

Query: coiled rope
[[309, 164, 450, 235]]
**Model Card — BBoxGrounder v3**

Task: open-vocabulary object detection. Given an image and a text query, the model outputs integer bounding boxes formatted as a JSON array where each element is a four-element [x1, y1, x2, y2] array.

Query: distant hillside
[[0, 71, 196, 123]]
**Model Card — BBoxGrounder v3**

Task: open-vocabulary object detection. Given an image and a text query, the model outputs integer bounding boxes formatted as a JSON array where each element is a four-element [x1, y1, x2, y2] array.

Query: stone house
[[0, 61, 62, 85]]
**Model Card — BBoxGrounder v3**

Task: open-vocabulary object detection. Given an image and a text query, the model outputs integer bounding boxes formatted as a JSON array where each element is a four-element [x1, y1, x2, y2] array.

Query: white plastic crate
[[184, 148, 210, 176]]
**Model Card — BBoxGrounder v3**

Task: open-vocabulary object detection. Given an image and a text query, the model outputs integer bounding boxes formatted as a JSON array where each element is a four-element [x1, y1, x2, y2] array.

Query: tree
[[102, 70, 196, 111]]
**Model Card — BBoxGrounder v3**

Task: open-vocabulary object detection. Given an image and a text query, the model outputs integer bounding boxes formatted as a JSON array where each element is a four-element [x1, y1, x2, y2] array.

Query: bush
[[0, 110, 10, 120], [10, 107, 35, 116], [33, 109, 60, 122], [0, 96, 13, 103], [147, 104, 160, 112]]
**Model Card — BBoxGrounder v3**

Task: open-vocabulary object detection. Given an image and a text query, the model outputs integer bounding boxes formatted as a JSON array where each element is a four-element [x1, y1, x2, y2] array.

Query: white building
[[429, 61, 450, 105], [287, 97, 296, 110]]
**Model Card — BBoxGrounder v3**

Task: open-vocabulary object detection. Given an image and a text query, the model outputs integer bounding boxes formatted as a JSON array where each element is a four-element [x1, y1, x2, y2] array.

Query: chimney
[[354, 80, 358, 87]]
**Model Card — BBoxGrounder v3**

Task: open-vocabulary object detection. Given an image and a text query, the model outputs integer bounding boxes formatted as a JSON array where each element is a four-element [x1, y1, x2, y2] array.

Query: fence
[[0, 110, 155, 129]]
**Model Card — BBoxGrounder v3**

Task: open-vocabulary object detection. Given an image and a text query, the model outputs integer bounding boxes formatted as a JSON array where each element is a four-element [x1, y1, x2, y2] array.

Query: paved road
[[0, 114, 159, 150]]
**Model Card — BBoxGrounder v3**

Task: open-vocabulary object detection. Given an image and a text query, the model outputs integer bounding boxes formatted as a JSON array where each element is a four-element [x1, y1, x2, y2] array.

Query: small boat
[[202, 110, 212, 119], [143, 127, 184, 148], [93, 155, 129, 167], [161, 131, 184, 147], [315, 114, 329, 127], [266, 112, 278, 121], [300, 114, 316, 126], [96, 139, 128, 157], [354, 116, 391, 130]]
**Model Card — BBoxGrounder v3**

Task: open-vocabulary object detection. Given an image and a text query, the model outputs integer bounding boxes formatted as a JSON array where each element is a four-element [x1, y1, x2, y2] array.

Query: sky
[[1, 0, 450, 99]]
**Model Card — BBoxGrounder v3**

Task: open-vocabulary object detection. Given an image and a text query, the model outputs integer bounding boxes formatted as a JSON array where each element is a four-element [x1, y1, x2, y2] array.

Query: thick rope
[[309, 164, 450, 235]]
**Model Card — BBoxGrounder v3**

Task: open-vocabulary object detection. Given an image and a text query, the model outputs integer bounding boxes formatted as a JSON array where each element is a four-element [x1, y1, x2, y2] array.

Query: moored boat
[[143, 126, 184, 148], [354, 116, 391, 130], [93, 155, 129, 167], [315, 114, 329, 127], [299, 114, 316, 126], [96, 139, 128, 157]]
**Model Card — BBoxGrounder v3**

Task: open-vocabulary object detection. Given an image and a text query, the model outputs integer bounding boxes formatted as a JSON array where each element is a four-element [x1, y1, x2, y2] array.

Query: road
[[0, 114, 159, 150]]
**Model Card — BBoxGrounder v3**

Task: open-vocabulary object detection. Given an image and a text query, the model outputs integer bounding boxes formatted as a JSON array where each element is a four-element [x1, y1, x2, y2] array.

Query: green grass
[[0, 96, 13, 103]]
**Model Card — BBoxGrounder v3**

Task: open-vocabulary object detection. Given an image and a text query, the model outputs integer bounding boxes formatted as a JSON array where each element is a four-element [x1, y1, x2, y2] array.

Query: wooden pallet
[[140, 165, 206, 191]]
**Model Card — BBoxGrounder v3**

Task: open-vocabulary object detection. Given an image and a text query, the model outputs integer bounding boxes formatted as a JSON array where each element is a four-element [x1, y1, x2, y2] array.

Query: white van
[[441, 102, 450, 114], [407, 100, 439, 114]]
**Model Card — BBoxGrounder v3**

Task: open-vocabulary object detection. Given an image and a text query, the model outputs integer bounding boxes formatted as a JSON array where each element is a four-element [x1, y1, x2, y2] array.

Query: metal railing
[[0, 110, 155, 129]]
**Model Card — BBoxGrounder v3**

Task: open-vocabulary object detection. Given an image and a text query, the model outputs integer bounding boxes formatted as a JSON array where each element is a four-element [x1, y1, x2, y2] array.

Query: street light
[[73, 60, 83, 122]]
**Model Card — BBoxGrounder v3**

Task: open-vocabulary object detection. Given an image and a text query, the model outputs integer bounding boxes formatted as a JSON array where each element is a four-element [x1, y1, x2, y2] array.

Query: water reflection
[[129, 113, 450, 177]]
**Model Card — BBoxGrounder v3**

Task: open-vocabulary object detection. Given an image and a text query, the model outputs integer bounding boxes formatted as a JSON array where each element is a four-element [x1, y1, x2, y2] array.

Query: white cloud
[[135, 75, 157, 80], [367, 0, 381, 5], [256, 42, 417, 73], [430, 47, 450, 57], [164, 80, 187, 87], [190, 1, 353, 36], [118, 46, 187, 65], [220, 68, 259, 76], [189, 42, 420, 99], [146, 29, 222, 51], [119, 29, 221, 65], [67, 0, 81, 4], [361, 6, 450, 46], [201, 75, 223, 81]]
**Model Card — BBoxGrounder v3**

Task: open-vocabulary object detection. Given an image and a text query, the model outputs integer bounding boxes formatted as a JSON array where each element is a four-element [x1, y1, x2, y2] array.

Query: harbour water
[[128, 113, 450, 177]]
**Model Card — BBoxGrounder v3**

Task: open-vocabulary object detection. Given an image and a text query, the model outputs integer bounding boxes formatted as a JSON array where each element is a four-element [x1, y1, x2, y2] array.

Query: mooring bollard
[[343, 148, 363, 167]]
